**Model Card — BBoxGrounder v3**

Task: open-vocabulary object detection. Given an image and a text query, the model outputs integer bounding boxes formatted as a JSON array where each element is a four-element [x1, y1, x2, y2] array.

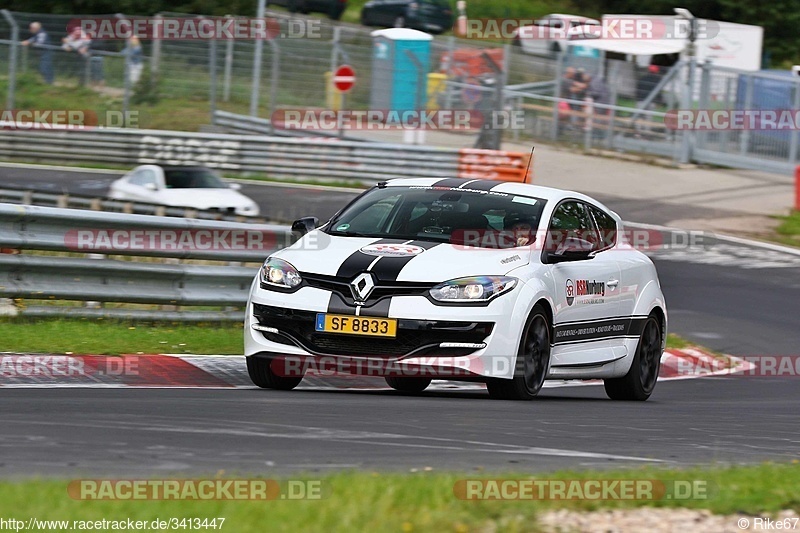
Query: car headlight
[[430, 276, 516, 303], [261, 258, 302, 289]]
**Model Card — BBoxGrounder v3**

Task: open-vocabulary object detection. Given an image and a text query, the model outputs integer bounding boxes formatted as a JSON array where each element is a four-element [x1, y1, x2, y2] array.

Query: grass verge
[[773, 210, 800, 248], [0, 464, 798, 532], [0, 317, 690, 356], [0, 318, 243, 355]]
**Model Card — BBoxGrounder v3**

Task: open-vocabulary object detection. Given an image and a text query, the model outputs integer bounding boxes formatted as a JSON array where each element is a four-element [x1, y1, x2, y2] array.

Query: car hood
[[157, 189, 255, 209], [275, 232, 532, 282]]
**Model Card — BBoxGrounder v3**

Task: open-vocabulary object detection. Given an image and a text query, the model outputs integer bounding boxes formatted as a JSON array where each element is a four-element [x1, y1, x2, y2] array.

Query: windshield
[[327, 185, 546, 248], [163, 168, 227, 189]]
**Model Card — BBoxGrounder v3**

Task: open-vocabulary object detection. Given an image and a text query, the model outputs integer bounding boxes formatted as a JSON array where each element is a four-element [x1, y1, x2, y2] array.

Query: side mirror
[[229, 182, 242, 191], [291, 216, 320, 236], [144, 182, 158, 192], [545, 237, 595, 264]]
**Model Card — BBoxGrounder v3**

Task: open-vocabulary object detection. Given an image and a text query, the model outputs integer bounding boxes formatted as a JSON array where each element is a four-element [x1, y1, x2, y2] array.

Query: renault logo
[[350, 272, 375, 303]]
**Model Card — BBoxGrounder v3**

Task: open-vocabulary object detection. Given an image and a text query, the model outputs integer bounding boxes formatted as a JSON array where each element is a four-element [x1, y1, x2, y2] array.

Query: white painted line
[[626, 220, 800, 257]]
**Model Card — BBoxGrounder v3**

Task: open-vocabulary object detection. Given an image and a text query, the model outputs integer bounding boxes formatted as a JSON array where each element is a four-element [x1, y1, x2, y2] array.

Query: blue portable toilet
[[370, 28, 433, 112]]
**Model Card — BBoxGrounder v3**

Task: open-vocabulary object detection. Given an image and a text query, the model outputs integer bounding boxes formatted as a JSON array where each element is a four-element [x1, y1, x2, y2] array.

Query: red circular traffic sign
[[333, 65, 356, 93]]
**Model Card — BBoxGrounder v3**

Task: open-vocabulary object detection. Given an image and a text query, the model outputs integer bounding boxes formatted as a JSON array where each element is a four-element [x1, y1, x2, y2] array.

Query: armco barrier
[[0, 126, 533, 183], [0, 204, 293, 320], [0, 187, 267, 223]]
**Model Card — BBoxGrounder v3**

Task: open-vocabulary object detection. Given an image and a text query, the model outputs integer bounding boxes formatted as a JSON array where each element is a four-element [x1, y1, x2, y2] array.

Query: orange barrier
[[457, 149, 533, 183], [796, 165, 800, 211]]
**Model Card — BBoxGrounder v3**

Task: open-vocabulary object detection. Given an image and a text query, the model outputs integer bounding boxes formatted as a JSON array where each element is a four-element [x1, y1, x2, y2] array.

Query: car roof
[[158, 165, 210, 171], [383, 178, 605, 206]]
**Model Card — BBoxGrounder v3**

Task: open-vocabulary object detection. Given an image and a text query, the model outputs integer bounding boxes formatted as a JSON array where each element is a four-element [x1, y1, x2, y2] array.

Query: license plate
[[315, 313, 397, 338]]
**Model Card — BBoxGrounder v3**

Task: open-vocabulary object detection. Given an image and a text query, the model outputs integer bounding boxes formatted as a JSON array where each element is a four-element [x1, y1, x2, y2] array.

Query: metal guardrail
[[0, 204, 295, 321], [0, 127, 462, 182], [212, 110, 369, 141], [0, 187, 269, 223]]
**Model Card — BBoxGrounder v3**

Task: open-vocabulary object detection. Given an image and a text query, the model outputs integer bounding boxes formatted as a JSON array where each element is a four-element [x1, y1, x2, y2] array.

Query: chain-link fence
[[1, 9, 799, 173]]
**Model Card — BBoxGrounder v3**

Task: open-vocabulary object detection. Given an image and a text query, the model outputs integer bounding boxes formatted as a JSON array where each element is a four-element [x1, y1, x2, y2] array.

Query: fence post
[[151, 14, 162, 85], [223, 15, 234, 103], [551, 49, 565, 141], [738, 75, 754, 156], [583, 97, 593, 151], [209, 30, 218, 125], [605, 61, 618, 150], [250, 0, 267, 116], [268, 39, 279, 134], [720, 76, 733, 153], [788, 79, 800, 169], [1, 10, 19, 110], [696, 62, 711, 152], [443, 35, 455, 111], [678, 57, 696, 164]]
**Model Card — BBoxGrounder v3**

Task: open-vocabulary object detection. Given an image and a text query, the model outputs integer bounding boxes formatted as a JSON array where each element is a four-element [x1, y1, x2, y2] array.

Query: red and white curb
[[0, 349, 751, 390]]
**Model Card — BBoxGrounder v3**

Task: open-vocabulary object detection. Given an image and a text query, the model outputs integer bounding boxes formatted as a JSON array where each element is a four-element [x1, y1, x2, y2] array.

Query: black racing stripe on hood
[[461, 180, 502, 191], [369, 241, 441, 282], [433, 178, 473, 188], [334, 238, 405, 279]]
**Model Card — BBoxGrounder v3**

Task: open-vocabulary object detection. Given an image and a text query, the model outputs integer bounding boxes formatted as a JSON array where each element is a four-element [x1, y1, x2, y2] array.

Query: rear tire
[[486, 305, 551, 400], [385, 376, 431, 393], [604, 315, 662, 401], [247, 356, 304, 390]]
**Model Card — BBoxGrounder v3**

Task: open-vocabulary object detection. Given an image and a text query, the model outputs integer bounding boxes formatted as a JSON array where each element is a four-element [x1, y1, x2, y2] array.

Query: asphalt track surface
[[1, 165, 799, 477], [2, 377, 799, 477]]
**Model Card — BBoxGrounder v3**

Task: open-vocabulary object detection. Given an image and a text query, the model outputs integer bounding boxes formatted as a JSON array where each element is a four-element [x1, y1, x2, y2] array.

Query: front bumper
[[244, 283, 533, 380]]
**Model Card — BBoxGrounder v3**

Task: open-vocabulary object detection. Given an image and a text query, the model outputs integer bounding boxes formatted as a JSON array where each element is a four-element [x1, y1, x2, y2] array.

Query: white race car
[[109, 165, 260, 216], [245, 178, 667, 401]]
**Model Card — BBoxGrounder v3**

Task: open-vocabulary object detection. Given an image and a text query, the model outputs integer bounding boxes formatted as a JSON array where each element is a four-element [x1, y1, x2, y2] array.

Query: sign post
[[333, 65, 355, 138]]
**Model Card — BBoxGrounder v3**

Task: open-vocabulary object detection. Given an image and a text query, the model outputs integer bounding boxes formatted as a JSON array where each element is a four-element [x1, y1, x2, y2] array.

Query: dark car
[[361, 0, 453, 34], [271, 0, 347, 20]]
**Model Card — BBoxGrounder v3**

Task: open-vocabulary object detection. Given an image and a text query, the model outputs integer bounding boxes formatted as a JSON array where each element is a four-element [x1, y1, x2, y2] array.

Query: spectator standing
[[125, 36, 144, 85], [62, 27, 92, 84], [21, 22, 53, 84], [568, 68, 590, 110]]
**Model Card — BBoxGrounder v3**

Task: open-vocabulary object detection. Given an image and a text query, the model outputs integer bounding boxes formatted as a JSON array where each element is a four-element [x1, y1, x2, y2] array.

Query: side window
[[346, 195, 401, 233], [546, 201, 599, 252], [589, 205, 617, 251], [129, 169, 157, 188]]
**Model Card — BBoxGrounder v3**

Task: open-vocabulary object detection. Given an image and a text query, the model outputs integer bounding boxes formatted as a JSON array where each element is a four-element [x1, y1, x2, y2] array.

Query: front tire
[[247, 356, 304, 390], [385, 376, 431, 393], [486, 305, 551, 400], [604, 315, 662, 401]]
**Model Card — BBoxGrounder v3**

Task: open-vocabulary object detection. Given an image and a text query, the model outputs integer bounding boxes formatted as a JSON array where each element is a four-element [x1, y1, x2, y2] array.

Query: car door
[[545, 200, 624, 366], [587, 203, 637, 319]]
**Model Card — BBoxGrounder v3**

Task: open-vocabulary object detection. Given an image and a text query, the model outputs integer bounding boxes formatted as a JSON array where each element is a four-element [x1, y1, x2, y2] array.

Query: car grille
[[301, 272, 435, 307], [253, 303, 493, 358]]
